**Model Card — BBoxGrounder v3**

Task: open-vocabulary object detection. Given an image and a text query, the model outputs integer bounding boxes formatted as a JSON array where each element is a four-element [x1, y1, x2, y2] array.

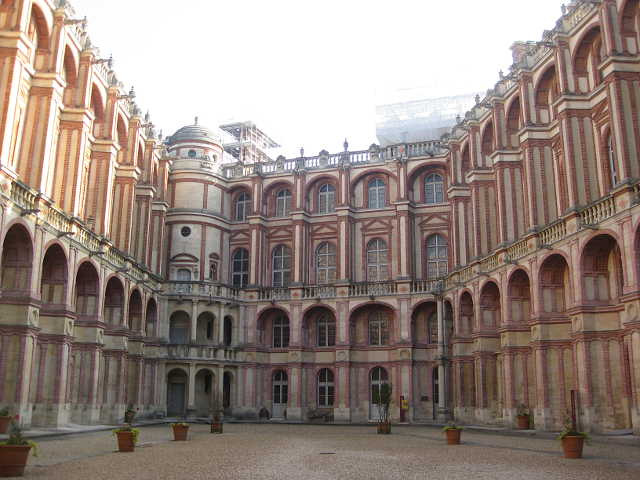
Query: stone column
[[436, 297, 451, 421], [187, 363, 196, 417]]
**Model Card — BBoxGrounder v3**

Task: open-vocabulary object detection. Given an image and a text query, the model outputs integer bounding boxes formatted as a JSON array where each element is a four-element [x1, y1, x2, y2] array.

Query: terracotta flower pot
[[445, 429, 461, 445], [516, 415, 530, 430], [116, 431, 135, 452], [172, 425, 189, 441], [0, 418, 11, 435], [0, 444, 32, 477], [210, 423, 223, 434], [561, 435, 585, 459], [377, 422, 391, 434]]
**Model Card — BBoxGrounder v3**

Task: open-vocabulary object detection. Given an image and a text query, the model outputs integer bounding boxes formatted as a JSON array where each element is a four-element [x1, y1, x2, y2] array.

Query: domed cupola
[[166, 117, 224, 169]]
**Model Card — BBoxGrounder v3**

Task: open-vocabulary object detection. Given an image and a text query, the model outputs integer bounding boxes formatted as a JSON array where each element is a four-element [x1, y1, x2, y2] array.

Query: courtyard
[[15, 424, 640, 479]]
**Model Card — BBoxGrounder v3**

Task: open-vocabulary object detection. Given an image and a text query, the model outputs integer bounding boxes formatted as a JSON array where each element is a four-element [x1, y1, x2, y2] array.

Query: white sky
[[70, 0, 565, 157]]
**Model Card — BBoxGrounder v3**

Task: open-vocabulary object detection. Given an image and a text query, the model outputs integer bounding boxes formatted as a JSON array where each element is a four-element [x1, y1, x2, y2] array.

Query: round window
[[188, 149, 197, 158], [181, 226, 191, 237]]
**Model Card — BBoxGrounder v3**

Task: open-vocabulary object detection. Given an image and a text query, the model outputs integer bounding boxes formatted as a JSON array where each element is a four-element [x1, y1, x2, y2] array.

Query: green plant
[[171, 422, 189, 427], [0, 417, 38, 456], [0, 408, 9, 417], [112, 426, 140, 445], [442, 422, 463, 432], [372, 383, 393, 424], [557, 412, 589, 443]]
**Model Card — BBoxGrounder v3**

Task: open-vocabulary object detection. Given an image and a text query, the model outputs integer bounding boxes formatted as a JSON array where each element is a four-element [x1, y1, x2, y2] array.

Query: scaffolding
[[219, 121, 280, 164]]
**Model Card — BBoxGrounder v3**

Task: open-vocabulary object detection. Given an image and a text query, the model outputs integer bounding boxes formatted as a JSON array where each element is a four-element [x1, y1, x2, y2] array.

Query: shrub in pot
[[516, 404, 531, 430], [171, 422, 189, 441], [373, 383, 392, 435], [558, 428, 588, 459], [112, 426, 139, 453], [210, 413, 223, 434], [0, 416, 37, 477], [0, 409, 10, 435], [442, 423, 463, 445], [124, 405, 137, 425]]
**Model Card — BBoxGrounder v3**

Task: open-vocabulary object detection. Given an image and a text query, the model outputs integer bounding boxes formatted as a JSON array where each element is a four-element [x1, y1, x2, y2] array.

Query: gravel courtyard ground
[[15, 423, 640, 479]]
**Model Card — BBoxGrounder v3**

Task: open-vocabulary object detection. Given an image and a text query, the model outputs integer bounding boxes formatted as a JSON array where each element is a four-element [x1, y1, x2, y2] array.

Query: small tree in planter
[[112, 425, 139, 453], [557, 413, 588, 459], [373, 383, 393, 434], [171, 422, 189, 441], [442, 423, 463, 445], [0, 416, 37, 477], [0, 409, 10, 435], [209, 393, 223, 434], [516, 404, 531, 430]]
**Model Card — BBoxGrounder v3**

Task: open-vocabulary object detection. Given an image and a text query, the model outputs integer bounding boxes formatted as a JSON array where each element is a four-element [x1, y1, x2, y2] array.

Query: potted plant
[[112, 425, 139, 453], [210, 395, 223, 434], [171, 422, 189, 441], [516, 404, 531, 430], [442, 423, 463, 445], [124, 405, 137, 425], [0, 409, 10, 435], [0, 416, 37, 477], [558, 415, 588, 459], [373, 383, 393, 434]]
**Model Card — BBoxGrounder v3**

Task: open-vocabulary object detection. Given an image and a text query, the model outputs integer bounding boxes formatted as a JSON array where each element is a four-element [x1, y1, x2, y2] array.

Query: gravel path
[[14, 424, 640, 479]]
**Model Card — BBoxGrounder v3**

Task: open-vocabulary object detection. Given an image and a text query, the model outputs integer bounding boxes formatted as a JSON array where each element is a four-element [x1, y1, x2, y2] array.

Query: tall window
[[318, 369, 335, 407], [318, 184, 336, 213], [272, 245, 292, 287], [607, 135, 618, 188], [366, 238, 388, 282], [231, 249, 249, 288], [273, 316, 290, 348], [425, 173, 444, 204], [235, 192, 251, 221], [426, 234, 448, 279], [275, 189, 292, 217], [368, 178, 386, 209], [316, 242, 337, 284], [369, 311, 389, 346], [176, 269, 191, 281], [370, 367, 389, 405], [273, 370, 288, 404], [317, 314, 336, 347]]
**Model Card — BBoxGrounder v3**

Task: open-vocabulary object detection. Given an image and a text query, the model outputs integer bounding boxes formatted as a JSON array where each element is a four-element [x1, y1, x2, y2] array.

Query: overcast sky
[[70, 0, 565, 157]]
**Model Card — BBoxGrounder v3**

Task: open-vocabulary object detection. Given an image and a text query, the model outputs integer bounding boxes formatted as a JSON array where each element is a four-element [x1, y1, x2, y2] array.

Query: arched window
[[318, 369, 335, 407], [273, 316, 290, 348], [317, 314, 336, 347], [272, 245, 292, 287], [368, 178, 386, 209], [316, 242, 337, 284], [425, 173, 444, 204], [235, 192, 251, 221], [366, 238, 388, 282], [275, 189, 292, 217], [232, 249, 249, 288], [369, 311, 389, 346], [426, 234, 448, 279], [607, 135, 618, 188], [318, 184, 336, 214]]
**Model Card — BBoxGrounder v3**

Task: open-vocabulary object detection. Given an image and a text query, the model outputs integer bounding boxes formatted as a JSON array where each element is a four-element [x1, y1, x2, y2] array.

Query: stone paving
[[14, 424, 640, 479]]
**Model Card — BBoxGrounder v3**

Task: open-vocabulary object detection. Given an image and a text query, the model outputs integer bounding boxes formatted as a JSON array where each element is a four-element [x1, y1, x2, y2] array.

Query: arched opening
[[75, 262, 99, 319], [103, 277, 124, 326], [539, 254, 571, 315], [370, 366, 390, 421], [574, 27, 603, 93], [272, 370, 288, 418], [480, 281, 501, 328], [223, 371, 233, 411], [169, 311, 190, 344], [27, 4, 50, 69], [195, 369, 215, 417], [167, 369, 188, 417], [145, 298, 157, 337], [535, 66, 560, 124], [350, 303, 394, 347], [481, 122, 495, 167], [411, 301, 437, 345], [223, 316, 233, 346], [622, 0, 640, 54], [581, 234, 623, 305], [40, 244, 67, 309], [196, 311, 216, 345], [458, 291, 474, 337], [506, 98, 522, 148], [62, 47, 78, 106], [1, 224, 33, 295], [302, 306, 336, 348], [508, 270, 531, 325], [89, 85, 106, 138], [128, 289, 143, 333], [257, 308, 290, 348], [461, 144, 471, 175]]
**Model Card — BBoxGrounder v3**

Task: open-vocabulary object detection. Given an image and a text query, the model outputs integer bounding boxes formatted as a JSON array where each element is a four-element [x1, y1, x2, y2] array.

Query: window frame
[[275, 189, 292, 217], [366, 238, 389, 282], [272, 315, 290, 348], [425, 173, 444, 204], [235, 191, 251, 221], [317, 313, 336, 347], [367, 178, 386, 209], [318, 183, 336, 214], [368, 311, 390, 346], [425, 234, 448, 280], [231, 248, 249, 288], [272, 245, 292, 288], [316, 242, 337, 285], [317, 368, 335, 407]]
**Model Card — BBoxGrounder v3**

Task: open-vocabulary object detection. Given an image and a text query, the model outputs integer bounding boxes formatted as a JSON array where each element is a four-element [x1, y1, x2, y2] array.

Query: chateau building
[[1, 0, 640, 434]]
